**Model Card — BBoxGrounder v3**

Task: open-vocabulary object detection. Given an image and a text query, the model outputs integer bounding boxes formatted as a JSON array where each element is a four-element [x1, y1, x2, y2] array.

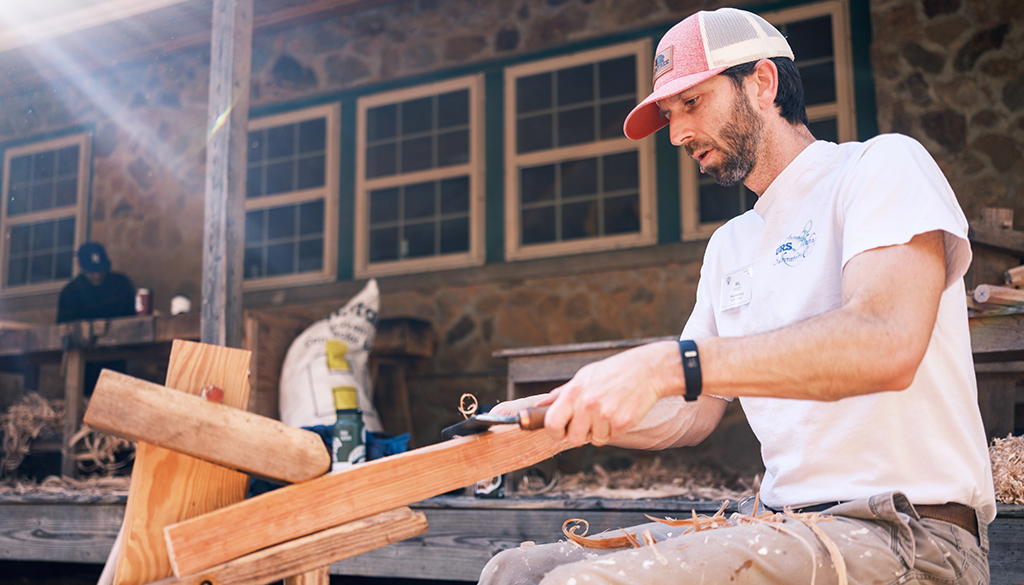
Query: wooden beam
[[0, 0, 192, 53], [61, 348, 85, 477], [970, 313, 1024, 362], [974, 285, 1024, 307], [84, 370, 330, 484], [0, 314, 199, 358], [164, 426, 570, 576], [149, 508, 426, 585], [201, 0, 252, 349], [114, 340, 252, 585], [969, 221, 1024, 257]]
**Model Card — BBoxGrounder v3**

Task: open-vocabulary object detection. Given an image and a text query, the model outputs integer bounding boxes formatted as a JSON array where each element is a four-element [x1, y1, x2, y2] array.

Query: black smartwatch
[[678, 340, 702, 402]]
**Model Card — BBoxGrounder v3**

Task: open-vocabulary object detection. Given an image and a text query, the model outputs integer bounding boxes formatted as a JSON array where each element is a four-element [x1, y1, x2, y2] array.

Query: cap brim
[[623, 66, 726, 140]]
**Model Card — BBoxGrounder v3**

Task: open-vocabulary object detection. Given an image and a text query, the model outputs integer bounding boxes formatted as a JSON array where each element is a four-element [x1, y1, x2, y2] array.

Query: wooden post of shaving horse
[[85, 341, 430, 585]]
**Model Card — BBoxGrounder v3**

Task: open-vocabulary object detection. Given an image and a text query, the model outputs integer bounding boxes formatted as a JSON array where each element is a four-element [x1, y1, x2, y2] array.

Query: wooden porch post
[[201, 0, 253, 348]]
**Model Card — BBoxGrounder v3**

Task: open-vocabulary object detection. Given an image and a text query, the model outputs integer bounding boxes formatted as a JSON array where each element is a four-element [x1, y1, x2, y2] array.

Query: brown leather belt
[[914, 502, 978, 537]]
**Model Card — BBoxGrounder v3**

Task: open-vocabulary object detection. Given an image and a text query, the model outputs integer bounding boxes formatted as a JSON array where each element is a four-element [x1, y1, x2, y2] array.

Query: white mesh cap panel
[[699, 8, 794, 69], [702, 8, 760, 52]]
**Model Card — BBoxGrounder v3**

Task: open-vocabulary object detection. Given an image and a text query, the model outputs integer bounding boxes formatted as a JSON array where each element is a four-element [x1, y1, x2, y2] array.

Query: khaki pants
[[478, 492, 989, 585]]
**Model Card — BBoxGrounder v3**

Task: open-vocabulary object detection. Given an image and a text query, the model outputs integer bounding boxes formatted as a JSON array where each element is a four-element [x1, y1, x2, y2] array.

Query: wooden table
[[0, 313, 435, 477], [0, 313, 202, 476]]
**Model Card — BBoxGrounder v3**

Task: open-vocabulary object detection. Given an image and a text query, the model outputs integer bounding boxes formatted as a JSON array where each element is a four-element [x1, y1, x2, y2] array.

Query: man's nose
[[668, 116, 694, 147]]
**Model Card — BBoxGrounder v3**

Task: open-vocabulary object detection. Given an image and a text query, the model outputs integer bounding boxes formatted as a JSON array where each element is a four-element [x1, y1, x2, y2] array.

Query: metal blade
[[440, 413, 519, 440]]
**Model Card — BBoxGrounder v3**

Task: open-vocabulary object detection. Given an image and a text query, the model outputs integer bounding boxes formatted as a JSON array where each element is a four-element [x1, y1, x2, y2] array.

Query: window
[[245, 103, 339, 290], [1, 133, 90, 296], [680, 0, 857, 240], [505, 41, 656, 261], [355, 75, 485, 277]]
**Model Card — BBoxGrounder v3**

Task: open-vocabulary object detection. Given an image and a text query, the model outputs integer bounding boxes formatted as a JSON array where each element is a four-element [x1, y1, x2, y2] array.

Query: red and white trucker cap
[[623, 8, 794, 140]]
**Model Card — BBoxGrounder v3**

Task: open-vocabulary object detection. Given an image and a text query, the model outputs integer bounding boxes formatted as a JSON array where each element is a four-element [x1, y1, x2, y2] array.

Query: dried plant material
[[1, 393, 65, 474], [786, 511, 847, 585], [518, 457, 759, 501], [562, 519, 640, 549], [458, 394, 478, 419], [990, 434, 1024, 504]]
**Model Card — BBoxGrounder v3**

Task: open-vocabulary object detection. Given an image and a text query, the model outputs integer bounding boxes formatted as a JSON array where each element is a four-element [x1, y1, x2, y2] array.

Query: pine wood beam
[[114, 340, 253, 585], [165, 426, 570, 576], [148, 508, 426, 585], [84, 369, 330, 484]]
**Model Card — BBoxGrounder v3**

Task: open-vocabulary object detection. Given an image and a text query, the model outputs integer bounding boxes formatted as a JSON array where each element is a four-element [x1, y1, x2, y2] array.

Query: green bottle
[[331, 386, 365, 471]]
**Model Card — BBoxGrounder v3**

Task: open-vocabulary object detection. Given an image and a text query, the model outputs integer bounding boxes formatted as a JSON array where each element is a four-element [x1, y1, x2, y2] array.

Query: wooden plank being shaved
[[85, 370, 329, 483], [149, 508, 426, 585], [114, 340, 253, 585], [165, 426, 569, 576]]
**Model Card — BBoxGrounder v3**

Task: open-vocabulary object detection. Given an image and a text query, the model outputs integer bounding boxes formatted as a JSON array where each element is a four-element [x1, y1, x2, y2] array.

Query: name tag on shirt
[[721, 266, 754, 310]]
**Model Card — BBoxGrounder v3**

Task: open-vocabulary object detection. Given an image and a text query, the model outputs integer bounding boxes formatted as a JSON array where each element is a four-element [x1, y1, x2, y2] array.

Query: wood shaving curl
[[458, 394, 478, 419], [564, 492, 847, 585], [645, 499, 730, 534], [641, 529, 667, 565], [561, 519, 640, 549], [785, 510, 847, 585]]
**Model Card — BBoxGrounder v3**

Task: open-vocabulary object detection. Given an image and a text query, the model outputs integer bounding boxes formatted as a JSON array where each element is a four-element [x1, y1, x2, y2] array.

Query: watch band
[[678, 340, 702, 402]]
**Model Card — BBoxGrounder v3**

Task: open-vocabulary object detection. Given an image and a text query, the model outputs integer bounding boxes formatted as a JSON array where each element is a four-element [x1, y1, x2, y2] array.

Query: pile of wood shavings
[[563, 497, 848, 585], [1, 393, 134, 478], [991, 434, 1024, 504], [517, 457, 759, 501], [1, 393, 65, 473], [0, 474, 130, 496]]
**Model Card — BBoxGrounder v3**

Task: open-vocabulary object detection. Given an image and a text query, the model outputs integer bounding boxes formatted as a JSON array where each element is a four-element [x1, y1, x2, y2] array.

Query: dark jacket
[[57, 272, 136, 323]]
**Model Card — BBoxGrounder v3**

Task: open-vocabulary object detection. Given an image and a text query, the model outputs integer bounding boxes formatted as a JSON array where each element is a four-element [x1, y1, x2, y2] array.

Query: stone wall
[[3, 0, 1022, 477], [870, 0, 1024, 223]]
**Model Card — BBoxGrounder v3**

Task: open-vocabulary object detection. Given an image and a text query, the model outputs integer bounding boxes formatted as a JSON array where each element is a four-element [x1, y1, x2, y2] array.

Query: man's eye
[[685, 97, 698, 107]]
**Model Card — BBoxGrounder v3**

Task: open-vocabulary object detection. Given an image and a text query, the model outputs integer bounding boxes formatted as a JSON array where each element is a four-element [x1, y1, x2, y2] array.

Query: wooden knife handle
[[518, 405, 549, 431]]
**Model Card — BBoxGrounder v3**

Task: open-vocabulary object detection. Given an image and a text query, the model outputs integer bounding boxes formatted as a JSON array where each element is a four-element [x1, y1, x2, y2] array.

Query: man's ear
[[750, 59, 780, 112]]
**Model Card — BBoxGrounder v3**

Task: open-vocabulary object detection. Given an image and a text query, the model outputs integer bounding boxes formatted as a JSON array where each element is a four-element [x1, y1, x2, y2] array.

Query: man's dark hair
[[721, 57, 808, 126]]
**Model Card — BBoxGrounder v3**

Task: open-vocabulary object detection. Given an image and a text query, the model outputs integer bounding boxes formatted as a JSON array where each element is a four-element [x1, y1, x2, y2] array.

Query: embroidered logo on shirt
[[653, 46, 673, 83], [774, 220, 817, 267]]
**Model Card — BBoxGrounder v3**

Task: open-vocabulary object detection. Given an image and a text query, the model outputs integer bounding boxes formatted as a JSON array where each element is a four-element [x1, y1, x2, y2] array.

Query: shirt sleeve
[[681, 255, 719, 341], [839, 134, 971, 290]]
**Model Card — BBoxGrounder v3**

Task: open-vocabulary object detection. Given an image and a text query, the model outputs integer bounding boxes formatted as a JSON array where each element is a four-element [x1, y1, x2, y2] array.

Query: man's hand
[[543, 341, 680, 447]]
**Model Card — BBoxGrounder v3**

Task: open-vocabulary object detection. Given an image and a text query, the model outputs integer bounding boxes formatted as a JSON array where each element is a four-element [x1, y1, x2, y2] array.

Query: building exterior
[[0, 0, 1020, 460]]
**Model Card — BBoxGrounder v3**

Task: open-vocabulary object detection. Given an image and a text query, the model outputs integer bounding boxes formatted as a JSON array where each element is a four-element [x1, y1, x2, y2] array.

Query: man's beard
[[685, 89, 763, 187]]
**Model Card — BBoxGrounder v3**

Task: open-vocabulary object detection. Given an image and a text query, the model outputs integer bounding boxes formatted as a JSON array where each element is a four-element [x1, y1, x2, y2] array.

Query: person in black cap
[[57, 242, 137, 396], [57, 242, 136, 324]]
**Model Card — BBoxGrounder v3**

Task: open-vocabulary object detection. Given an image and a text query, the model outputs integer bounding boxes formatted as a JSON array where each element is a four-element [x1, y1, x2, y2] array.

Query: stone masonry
[[0, 0, 1020, 474]]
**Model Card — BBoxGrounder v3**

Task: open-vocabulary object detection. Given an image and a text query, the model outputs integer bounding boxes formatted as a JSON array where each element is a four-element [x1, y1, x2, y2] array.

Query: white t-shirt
[[680, 134, 996, 524]]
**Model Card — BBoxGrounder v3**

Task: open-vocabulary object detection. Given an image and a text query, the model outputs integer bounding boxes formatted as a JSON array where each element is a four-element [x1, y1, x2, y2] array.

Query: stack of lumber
[[83, 340, 573, 585], [968, 208, 1024, 315]]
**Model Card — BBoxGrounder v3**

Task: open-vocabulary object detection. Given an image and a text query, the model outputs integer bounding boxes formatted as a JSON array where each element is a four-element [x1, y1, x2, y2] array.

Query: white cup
[[170, 295, 192, 315]]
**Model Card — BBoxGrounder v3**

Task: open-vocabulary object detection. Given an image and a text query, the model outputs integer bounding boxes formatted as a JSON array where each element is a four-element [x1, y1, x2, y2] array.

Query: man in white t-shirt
[[479, 7, 994, 585]]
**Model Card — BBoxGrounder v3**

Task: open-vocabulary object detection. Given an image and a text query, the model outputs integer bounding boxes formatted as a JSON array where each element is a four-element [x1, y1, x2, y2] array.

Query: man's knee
[[479, 540, 616, 585]]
